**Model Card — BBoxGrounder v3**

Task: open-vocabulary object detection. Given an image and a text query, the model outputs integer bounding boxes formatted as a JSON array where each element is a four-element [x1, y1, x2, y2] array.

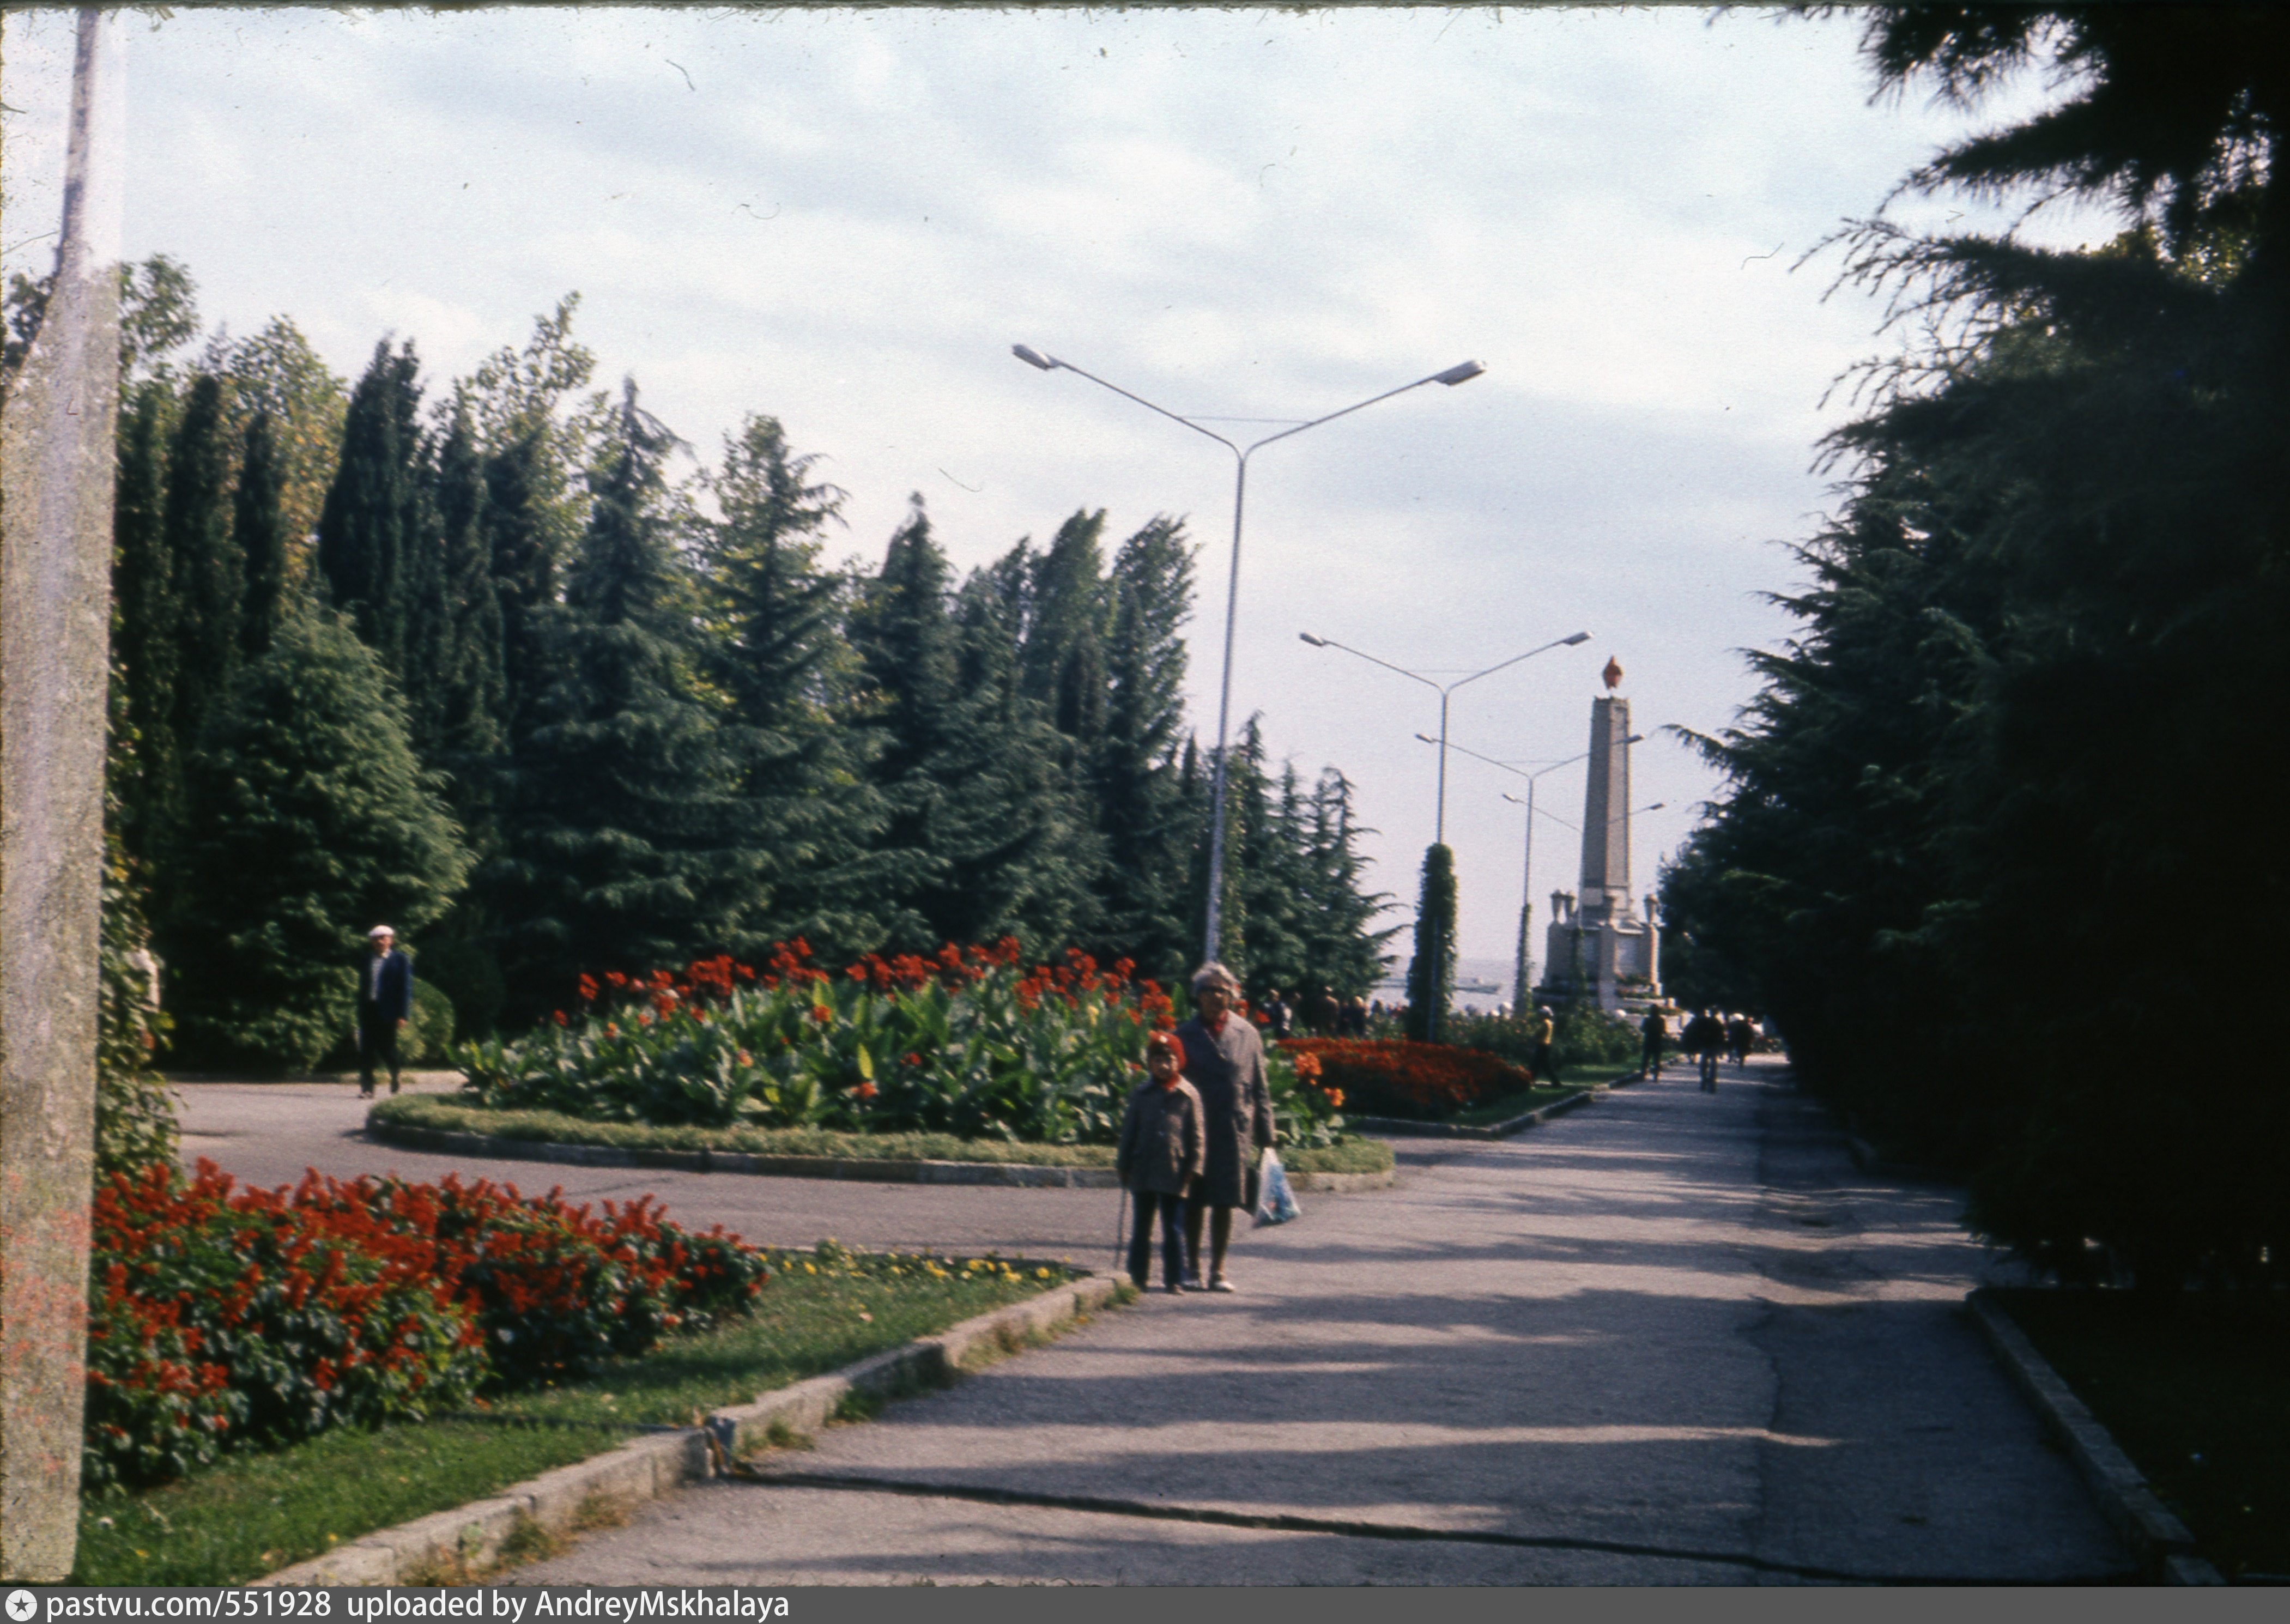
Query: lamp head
[[1562, 631, 1591, 646], [1623, 733, 1645, 745], [1433, 360, 1486, 386], [1298, 632, 1328, 647], [1414, 732, 1439, 745], [1502, 792, 1525, 806], [1011, 344, 1056, 371]]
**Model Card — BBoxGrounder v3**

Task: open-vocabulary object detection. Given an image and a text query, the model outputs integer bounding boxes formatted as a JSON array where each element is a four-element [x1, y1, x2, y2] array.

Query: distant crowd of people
[[1251, 986, 1371, 1040], [1637, 1006, 1763, 1092]]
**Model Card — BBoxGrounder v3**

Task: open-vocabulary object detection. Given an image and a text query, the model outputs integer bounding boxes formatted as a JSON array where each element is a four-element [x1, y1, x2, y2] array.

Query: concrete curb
[[365, 1116, 1392, 1191], [255, 1273, 1131, 1586], [1964, 1289, 2225, 1585]]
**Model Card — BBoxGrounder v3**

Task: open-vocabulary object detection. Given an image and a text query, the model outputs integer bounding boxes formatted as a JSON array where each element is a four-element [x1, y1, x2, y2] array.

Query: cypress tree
[[430, 410, 509, 779], [1404, 843, 1457, 1042], [484, 425, 568, 740], [317, 339, 423, 674], [112, 379, 183, 863], [167, 607, 470, 1069], [234, 409, 289, 659], [162, 371, 243, 747]]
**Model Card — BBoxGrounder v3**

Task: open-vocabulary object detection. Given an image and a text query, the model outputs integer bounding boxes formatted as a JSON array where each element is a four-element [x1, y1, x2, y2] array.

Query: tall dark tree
[[1403, 843, 1457, 1043], [112, 380, 184, 861], [1096, 516, 1196, 979], [699, 413, 901, 955], [428, 410, 510, 777], [161, 372, 243, 749], [233, 409, 290, 660], [483, 381, 760, 1008], [316, 340, 423, 675]]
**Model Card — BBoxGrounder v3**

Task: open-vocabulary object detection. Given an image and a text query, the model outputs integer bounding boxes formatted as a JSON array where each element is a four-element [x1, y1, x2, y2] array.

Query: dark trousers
[[1698, 1050, 1719, 1090], [358, 1007, 401, 1094], [1641, 1038, 1664, 1077], [1531, 1043, 1558, 1085], [1183, 1196, 1237, 1284], [1126, 1189, 1187, 1288]]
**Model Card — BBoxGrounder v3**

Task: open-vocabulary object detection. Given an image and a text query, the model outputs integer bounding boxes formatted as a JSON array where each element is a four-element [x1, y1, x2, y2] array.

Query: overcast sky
[[2, 4, 2098, 970]]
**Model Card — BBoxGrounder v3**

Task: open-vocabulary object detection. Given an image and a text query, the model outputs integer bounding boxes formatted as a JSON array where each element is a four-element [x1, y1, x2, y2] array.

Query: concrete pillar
[[1, 9, 120, 1583]]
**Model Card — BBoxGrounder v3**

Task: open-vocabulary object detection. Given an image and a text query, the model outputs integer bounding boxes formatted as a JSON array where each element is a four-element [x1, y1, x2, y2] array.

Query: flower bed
[[1277, 1038, 1535, 1122], [453, 940, 1344, 1148], [84, 1161, 770, 1489]]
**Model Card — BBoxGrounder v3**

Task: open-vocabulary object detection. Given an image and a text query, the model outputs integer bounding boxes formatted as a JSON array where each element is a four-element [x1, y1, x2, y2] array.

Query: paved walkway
[[281, 1060, 2124, 1587]]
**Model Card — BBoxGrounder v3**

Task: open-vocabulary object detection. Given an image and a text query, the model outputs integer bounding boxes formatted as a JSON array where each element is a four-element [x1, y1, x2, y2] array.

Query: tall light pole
[[1428, 731, 1643, 1008], [1011, 343, 1485, 967], [1300, 630, 1590, 844]]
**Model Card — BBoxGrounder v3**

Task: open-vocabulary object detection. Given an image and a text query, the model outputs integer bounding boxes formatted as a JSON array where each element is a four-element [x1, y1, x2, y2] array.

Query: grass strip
[[1990, 1288, 2290, 1581], [369, 1094, 1394, 1175], [74, 1245, 1070, 1586]]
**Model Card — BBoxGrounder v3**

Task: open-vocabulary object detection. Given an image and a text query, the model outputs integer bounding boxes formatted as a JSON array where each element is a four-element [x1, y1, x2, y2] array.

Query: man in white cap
[[358, 925, 413, 1098]]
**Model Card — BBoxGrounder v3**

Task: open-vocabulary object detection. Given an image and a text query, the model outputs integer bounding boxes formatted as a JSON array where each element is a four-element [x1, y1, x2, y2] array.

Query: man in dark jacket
[[357, 924, 414, 1098], [1175, 962, 1275, 1293], [1682, 1008, 1723, 1092]]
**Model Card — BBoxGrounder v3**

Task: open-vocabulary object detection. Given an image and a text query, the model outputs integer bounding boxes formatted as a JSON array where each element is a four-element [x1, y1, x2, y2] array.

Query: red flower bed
[[84, 1161, 771, 1487], [1277, 1038, 1531, 1120]]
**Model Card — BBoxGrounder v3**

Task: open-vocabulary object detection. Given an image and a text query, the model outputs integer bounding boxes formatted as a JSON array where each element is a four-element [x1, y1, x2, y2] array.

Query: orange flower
[[736, 1051, 752, 1066], [551, 1010, 568, 1027], [810, 1004, 833, 1025], [1328, 1089, 1344, 1109], [854, 1081, 878, 1101]]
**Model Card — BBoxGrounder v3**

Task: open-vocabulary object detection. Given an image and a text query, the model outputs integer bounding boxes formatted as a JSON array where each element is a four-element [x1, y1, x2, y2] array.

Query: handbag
[[1253, 1146, 1301, 1226]]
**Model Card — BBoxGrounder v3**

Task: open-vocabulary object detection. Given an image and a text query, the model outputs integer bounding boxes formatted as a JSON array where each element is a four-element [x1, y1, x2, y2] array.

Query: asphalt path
[[168, 1061, 2133, 1585]]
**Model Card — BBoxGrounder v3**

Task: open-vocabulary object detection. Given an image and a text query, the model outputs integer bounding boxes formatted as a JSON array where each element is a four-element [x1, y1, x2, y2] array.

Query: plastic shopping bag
[[1255, 1147, 1301, 1226]]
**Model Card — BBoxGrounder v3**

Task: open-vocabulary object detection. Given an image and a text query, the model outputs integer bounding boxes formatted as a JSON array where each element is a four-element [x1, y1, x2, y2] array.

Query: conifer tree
[[1404, 843, 1458, 1042], [1096, 516, 1196, 979], [316, 340, 423, 674], [233, 409, 289, 659], [161, 371, 244, 749], [698, 413, 899, 955], [429, 410, 509, 783], [112, 379, 183, 862], [483, 381, 760, 1008], [167, 607, 470, 1069]]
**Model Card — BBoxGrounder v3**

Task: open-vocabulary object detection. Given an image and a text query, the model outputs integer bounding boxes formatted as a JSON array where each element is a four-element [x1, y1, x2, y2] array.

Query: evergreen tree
[[483, 380, 760, 1009], [112, 379, 183, 864], [316, 339, 423, 674], [1095, 516, 1196, 978], [167, 607, 470, 1069], [485, 427, 571, 740], [233, 410, 289, 659], [1298, 767, 1392, 999], [1021, 509, 1112, 746], [161, 371, 243, 750], [1404, 844, 1457, 1043], [698, 412, 900, 955], [428, 410, 510, 785], [210, 315, 349, 556]]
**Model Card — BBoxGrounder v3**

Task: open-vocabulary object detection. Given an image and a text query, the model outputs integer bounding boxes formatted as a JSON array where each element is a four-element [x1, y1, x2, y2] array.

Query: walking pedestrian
[[356, 924, 414, 1098], [1639, 1005, 1669, 1080], [1117, 1031, 1204, 1293], [1726, 1011, 1754, 1070], [1309, 985, 1340, 1035], [1175, 962, 1275, 1293], [1342, 995, 1369, 1038], [1683, 1007, 1722, 1092], [1263, 988, 1294, 1040], [1529, 1005, 1559, 1086]]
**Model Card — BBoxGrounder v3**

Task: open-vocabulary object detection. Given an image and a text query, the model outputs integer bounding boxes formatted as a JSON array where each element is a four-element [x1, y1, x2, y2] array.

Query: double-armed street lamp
[[1300, 631, 1591, 845], [1011, 344, 1487, 967]]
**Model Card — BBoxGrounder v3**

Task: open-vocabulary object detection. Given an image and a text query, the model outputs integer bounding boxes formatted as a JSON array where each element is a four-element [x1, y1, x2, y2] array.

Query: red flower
[[577, 974, 599, 1003], [853, 1082, 878, 1101], [551, 1010, 568, 1027]]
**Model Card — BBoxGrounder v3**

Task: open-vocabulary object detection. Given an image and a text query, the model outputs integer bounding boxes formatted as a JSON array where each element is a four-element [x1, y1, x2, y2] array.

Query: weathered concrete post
[[1, 8, 121, 1583]]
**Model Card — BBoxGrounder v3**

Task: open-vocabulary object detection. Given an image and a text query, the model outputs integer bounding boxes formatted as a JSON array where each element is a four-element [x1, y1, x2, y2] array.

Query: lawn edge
[[251, 1272, 1133, 1586], [1964, 1287, 2225, 1586], [364, 1113, 1395, 1192]]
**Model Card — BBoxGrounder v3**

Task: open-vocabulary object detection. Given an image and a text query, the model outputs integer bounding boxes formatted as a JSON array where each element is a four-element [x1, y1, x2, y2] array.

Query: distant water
[[1371, 955, 1519, 1015]]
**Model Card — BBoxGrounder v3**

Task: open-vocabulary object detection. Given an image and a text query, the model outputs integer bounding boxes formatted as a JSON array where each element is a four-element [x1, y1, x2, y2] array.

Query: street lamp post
[[1013, 344, 1486, 967], [1428, 731, 1643, 1008], [1299, 631, 1590, 845]]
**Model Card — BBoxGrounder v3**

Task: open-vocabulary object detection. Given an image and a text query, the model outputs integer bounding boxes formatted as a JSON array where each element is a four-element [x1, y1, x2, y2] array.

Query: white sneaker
[[1209, 1276, 1237, 1293]]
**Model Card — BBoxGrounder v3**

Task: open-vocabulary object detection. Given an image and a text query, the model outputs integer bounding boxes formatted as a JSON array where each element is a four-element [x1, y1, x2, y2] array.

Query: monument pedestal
[[1534, 694, 1661, 1014]]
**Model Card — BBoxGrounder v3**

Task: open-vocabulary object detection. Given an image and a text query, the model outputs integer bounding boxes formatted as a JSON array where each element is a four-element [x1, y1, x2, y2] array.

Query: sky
[[1, 4, 2102, 971]]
